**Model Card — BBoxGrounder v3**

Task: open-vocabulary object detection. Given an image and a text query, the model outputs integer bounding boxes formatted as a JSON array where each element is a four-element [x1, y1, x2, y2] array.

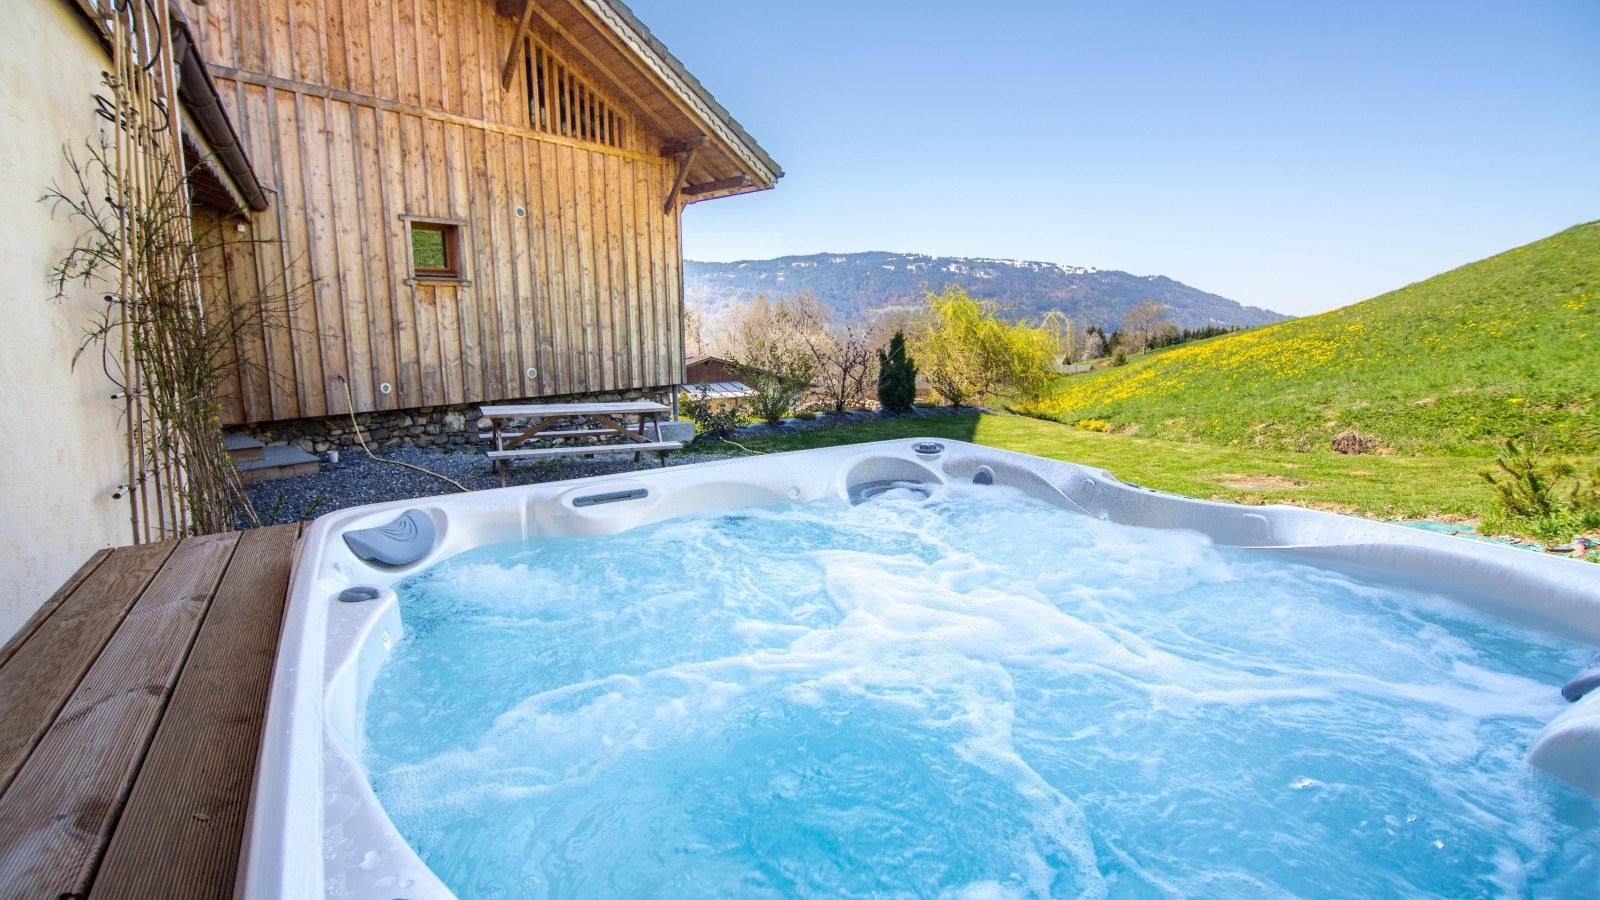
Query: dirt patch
[[1306, 501, 1358, 515], [1215, 474, 1307, 491]]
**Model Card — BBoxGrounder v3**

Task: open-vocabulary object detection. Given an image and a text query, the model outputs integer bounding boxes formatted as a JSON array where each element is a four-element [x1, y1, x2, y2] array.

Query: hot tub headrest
[[1562, 653, 1600, 703], [342, 509, 437, 566]]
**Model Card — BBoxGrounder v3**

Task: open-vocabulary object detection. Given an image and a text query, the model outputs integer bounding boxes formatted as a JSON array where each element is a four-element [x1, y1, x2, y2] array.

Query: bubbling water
[[363, 484, 1598, 899]]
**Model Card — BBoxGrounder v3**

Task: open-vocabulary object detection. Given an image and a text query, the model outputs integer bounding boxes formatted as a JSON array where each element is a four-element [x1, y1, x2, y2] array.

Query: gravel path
[[239, 405, 998, 526], [240, 446, 738, 527], [239, 414, 1599, 565]]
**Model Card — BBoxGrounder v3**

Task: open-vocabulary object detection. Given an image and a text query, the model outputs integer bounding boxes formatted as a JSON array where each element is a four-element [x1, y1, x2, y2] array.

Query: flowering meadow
[[1025, 221, 1600, 457]]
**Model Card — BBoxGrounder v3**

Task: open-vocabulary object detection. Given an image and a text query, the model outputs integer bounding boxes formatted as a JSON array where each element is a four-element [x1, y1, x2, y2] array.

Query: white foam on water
[[364, 484, 1598, 899]]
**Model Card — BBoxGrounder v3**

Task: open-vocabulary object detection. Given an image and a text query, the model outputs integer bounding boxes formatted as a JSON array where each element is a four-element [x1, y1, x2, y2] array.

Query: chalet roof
[[510, 0, 782, 198], [591, 1, 782, 185]]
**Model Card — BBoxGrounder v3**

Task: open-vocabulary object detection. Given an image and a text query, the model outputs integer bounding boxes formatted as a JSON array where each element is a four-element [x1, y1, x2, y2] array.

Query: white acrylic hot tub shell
[[237, 439, 1600, 900]]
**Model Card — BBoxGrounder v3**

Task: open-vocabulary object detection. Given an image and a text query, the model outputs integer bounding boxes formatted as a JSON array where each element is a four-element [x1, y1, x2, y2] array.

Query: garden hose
[[336, 375, 472, 493]]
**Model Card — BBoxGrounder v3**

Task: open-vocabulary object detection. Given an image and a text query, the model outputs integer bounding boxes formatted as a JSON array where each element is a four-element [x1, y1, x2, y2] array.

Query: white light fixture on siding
[[526, 368, 537, 379], [379, 383, 392, 394], [515, 206, 527, 218]]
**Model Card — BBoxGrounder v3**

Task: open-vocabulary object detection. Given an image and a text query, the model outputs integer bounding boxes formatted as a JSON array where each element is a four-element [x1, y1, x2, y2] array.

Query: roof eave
[[579, 0, 783, 189]]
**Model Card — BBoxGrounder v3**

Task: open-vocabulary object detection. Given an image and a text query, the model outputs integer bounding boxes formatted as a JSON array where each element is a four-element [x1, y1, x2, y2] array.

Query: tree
[[1121, 300, 1169, 355], [712, 292, 886, 414], [684, 301, 708, 355], [709, 293, 823, 423], [908, 285, 1061, 406], [786, 293, 883, 413], [1039, 311, 1081, 366], [1080, 327, 1107, 360], [709, 293, 789, 362], [877, 330, 917, 412]]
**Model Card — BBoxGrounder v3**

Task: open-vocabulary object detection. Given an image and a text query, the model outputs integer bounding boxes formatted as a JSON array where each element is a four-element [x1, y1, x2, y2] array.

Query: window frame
[[401, 214, 469, 284]]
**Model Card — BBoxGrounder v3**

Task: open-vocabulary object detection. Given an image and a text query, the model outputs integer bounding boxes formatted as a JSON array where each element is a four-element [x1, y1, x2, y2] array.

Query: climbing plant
[[44, 1, 301, 539]]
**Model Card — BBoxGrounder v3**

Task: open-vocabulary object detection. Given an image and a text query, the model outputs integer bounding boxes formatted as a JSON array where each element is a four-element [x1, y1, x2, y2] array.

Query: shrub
[[734, 340, 816, 425], [876, 329, 918, 412], [1113, 351, 1128, 367], [1479, 439, 1600, 541], [682, 385, 744, 439], [795, 410, 817, 421]]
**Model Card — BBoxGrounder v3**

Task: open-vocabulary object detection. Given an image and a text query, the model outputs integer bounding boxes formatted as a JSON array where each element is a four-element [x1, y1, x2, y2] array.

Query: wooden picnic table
[[0, 524, 302, 900], [480, 401, 682, 486]]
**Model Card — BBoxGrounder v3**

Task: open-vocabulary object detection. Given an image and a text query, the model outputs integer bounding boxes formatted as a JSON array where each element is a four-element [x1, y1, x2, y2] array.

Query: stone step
[[235, 444, 320, 484], [223, 433, 265, 463]]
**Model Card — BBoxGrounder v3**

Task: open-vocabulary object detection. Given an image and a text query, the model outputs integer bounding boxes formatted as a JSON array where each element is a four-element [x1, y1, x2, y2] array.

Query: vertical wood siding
[[184, 0, 684, 423]]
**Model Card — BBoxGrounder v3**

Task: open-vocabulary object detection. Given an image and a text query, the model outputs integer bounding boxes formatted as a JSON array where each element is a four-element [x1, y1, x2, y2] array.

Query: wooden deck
[[0, 524, 303, 900]]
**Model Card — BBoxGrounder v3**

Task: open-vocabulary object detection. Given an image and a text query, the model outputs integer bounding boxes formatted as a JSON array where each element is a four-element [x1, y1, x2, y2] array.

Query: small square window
[[409, 221, 460, 279]]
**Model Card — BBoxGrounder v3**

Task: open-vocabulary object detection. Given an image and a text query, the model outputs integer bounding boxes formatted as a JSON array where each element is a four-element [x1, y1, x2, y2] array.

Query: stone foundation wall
[[226, 388, 674, 453]]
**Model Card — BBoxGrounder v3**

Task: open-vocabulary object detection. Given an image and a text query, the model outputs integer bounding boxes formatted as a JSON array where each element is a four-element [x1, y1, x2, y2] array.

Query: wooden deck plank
[[0, 549, 111, 672], [0, 542, 176, 798], [91, 525, 301, 900], [0, 533, 239, 900]]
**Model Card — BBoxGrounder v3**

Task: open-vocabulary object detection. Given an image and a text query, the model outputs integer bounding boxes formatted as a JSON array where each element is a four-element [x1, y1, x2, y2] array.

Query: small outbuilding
[[679, 355, 756, 405]]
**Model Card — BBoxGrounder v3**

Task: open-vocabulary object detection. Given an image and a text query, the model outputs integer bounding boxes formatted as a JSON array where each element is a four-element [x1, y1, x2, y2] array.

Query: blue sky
[[627, 0, 1599, 317]]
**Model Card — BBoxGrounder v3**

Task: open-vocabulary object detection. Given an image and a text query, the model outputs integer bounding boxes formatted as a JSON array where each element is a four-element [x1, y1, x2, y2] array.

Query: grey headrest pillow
[[342, 509, 437, 566]]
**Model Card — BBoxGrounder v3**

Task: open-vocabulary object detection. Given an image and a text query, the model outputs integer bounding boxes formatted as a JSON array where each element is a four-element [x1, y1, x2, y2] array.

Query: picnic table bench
[[479, 401, 682, 486]]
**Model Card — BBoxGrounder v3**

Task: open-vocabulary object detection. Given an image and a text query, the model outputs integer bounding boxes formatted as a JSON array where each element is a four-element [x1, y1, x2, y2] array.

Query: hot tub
[[239, 439, 1600, 899]]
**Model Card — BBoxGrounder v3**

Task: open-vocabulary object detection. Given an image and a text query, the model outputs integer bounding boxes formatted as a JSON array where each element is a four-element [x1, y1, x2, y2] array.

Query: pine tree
[[877, 330, 918, 412]]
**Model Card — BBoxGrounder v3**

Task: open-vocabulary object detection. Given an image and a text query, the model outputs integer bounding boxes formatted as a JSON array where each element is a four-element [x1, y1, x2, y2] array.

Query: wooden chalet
[[178, 0, 781, 426]]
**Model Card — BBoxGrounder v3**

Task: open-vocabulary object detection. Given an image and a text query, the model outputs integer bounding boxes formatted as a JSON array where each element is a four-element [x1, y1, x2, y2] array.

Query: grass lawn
[[685, 413, 1594, 521]]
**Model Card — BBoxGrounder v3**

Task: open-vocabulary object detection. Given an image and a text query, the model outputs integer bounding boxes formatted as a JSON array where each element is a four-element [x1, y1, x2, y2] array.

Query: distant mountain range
[[684, 252, 1291, 330]]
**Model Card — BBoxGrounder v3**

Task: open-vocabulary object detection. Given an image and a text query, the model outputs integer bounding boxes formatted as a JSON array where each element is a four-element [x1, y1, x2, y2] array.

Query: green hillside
[[1027, 221, 1600, 457]]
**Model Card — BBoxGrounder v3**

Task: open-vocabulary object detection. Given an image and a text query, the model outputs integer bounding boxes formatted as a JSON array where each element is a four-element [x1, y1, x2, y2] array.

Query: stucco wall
[[0, 0, 133, 642]]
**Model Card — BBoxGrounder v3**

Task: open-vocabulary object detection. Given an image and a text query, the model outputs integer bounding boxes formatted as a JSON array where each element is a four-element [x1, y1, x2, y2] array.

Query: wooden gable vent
[[524, 39, 627, 151]]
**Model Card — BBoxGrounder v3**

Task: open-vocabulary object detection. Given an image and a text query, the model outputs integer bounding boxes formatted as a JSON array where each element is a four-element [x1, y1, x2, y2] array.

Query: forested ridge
[[685, 251, 1291, 330]]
